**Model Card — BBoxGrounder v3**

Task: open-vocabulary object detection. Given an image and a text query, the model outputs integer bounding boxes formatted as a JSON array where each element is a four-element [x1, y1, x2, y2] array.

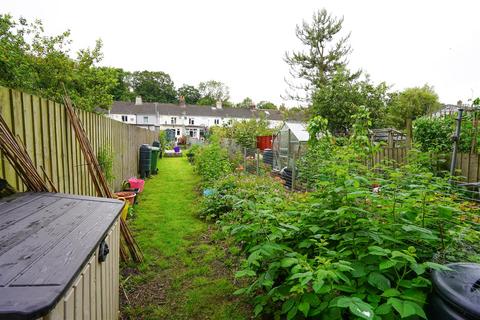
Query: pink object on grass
[[128, 177, 145, 193]]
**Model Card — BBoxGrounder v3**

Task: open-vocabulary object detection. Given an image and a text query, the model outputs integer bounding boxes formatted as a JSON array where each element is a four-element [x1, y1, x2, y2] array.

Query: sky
[[2, 0, 479, 106]]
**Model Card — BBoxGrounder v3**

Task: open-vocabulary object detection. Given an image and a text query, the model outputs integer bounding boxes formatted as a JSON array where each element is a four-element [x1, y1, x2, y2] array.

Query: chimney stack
[[216, 100, 222, 109], [135, 96, 143, 105], [179, 96, 186, 108]]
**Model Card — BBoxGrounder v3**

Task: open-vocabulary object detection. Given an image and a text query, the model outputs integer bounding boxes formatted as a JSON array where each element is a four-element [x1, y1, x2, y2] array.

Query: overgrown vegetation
[[212, 117, 275, 148], [97, 144, 115, 183], [414, 112, 480, 154], [193, 109, 480, 319]]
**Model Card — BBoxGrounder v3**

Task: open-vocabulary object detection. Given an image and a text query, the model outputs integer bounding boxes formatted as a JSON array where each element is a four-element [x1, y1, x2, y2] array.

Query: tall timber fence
[[0, 86, 157, 195]]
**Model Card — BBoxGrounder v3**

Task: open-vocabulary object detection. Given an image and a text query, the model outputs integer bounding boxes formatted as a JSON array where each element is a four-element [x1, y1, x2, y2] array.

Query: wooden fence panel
[[0, 87, 157, 195]]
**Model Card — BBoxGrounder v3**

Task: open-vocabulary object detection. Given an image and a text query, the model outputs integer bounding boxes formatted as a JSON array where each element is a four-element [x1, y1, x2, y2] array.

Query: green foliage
[[222, 117, 275, 148], [413, 113, 480, 154], [388, 85, 441, 129], [284, 8, 360, 100], [97, 144, 115, 183], [311, 68, 390, 134], [197, 109, 480, 319], [236, 97, 254, 109], [198, 80, 230, 105], [194, 138, 232, 185], [257, 101, 278, 110], [413, 117, 453, 153], [177, 84, 201, 104], [130, 70, 177, 103], [0, 14, 118, 111]]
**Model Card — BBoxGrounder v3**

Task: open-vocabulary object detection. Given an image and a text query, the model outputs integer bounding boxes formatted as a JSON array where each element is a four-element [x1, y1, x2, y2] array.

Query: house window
[[176, 129, 181, 136], [189, 118, 194, 125], [121, 115, 128, 122], [130, 117, 135, 122], [214, 119, 220, 125], [143, 116, 148, 124], [171, 117, 176, 124]]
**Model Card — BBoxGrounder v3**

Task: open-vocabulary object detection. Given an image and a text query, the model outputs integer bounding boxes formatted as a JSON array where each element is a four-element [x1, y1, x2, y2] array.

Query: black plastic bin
[[152, 140, 162, 158], [263, 149, 273, 167], [427, 263, 480, 320], [139, 144, 151, 179], [281, 168, 293, 189]]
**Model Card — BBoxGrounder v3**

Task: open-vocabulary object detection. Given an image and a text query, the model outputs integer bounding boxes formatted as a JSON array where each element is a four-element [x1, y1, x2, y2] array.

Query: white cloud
[[2, 0, 479, 105]]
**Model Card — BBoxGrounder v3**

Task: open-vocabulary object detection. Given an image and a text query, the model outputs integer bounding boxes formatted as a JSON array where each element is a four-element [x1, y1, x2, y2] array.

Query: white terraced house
[[104, 96, 285, 140]]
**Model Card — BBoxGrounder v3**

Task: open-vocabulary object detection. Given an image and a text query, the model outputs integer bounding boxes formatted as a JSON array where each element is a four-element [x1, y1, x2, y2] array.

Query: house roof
[[103, 101, 285, 121]]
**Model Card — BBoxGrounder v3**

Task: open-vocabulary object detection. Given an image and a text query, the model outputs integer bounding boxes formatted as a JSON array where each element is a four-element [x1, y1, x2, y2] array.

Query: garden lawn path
[[121, 157, 250, 320]]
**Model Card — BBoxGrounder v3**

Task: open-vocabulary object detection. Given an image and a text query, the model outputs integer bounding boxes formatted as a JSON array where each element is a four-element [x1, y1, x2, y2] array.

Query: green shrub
[[413, 113, 480, 154], [199, 109, 480, 319], [97, 144, 115, 183], [194, 138, 232, 185]]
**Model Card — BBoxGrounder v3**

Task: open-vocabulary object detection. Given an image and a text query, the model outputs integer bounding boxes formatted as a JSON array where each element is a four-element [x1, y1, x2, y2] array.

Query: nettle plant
[[200, 108, 479, 319]]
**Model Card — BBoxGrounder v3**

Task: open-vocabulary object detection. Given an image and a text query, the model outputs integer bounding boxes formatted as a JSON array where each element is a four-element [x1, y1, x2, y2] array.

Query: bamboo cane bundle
[[0, 115, 51, 192], [62, 88, 143, 263]]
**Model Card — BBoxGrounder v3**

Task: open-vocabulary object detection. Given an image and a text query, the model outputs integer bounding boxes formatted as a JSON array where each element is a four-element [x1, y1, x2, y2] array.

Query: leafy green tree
[[130, 70, 177, 103], [236, 97, 254, 109], [388, 85, 441, 129], [311, 69, 390, 134], [284, 9, 360, 100], [0, 14, 117, 111], [109, 68, 134, 101], [177, 84, 201, 104], [257, 101, 278, 110], [198, 80, 230, 105]]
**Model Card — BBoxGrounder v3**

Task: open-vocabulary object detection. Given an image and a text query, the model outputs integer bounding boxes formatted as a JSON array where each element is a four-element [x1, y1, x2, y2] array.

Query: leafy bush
[[413, 117, 453, 153], [198, 109, 480, 319], [413, 113, 480, 154], [194, 137, 232, 185], [97, 144, 115, 183]]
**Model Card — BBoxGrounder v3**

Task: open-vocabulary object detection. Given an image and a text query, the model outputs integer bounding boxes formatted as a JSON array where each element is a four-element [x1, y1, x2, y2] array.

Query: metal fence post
[[450, 108, 464, 179], [256, 148, 260, 175], [291, 152, 296, 191], [243, 147, 247, 174]]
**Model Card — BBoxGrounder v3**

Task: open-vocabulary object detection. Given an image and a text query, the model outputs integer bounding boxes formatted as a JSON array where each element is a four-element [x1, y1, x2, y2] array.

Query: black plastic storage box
[[0, 193, 124, 320], [427, 263, 480, 320]]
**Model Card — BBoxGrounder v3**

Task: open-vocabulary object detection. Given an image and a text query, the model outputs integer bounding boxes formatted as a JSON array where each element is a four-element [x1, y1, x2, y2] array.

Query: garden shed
[[272, 121, 309, 171]]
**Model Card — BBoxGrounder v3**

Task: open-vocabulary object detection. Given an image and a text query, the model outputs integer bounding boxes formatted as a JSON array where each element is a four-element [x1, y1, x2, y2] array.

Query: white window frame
[[189, 118, 195, 125], [143, 116, 148, 124], [171, 117, 177, 124], [121, 115, 128, 122], [176, 129, 181, 136], [214, 119, 220, 125]]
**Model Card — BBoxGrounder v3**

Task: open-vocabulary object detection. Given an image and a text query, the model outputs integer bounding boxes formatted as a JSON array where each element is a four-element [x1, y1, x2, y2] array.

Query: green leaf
[[388, 298, 426, 319], [312, 279, 325, 293], [336, 297, 375, 320], [235, 269, 256, 278], [282, 299, 295, 314], [298, 301, 310, 317], [423, 262, 452, 271], [375, 303, 392, 315], [368, 246, 391, 256], [382, 288, 400, 297], [368, 272, 391, 291], [410, 263, 426, 275], [401, 289, 427, 304], [280, 257, 298, 268], [254, 304, 263, 316], [289, 271, 313, 280], [287, 306, 297, 320], [379, 260, 397, 270]]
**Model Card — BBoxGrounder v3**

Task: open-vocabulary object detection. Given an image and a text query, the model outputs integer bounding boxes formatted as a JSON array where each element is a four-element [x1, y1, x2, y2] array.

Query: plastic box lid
[[0, 193, 124, 319]]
